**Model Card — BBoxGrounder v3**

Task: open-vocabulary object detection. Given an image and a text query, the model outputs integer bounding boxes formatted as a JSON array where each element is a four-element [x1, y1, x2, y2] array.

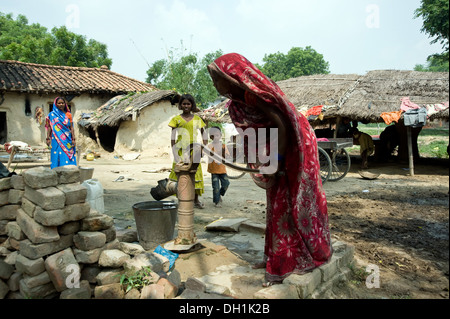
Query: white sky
[[1, 0, 444, 82]]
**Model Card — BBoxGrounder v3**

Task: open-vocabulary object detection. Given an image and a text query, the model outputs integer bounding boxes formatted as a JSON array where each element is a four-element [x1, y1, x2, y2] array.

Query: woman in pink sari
[[207, 53, 332, 284]]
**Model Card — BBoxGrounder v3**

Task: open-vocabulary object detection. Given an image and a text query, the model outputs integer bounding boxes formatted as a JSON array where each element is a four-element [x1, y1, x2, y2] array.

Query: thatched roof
[[80, 90, 179, 129], [199, 70, 449, 124], [333, 70, 449, 122]]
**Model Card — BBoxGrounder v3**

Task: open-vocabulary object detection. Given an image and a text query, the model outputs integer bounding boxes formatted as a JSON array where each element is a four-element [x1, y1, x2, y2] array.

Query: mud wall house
[[0, 60, 155, 146], [79, 90, 180, 156]]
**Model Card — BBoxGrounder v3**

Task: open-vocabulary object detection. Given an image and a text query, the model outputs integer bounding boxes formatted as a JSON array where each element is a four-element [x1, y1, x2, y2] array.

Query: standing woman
[[168, 94, 207, 209], [45, 97, 77, 169], [207, 53, 332, 285]]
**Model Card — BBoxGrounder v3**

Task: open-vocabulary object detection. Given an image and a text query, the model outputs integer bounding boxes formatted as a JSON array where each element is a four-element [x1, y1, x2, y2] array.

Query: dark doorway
[[0, 112, 7, 144], [97, 125, 118, 152]]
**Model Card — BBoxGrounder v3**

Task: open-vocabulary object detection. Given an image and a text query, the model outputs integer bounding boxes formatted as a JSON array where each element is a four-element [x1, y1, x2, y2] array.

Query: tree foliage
[[414, 0, 449, 62], [414, 54, 449, 72], [146, 43, 223, 107], [255, 46, 330, 82], [0, 12, 112, 68]]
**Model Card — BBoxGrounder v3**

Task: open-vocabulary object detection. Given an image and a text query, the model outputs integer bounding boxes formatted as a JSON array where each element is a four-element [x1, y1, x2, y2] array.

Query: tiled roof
[[0, 60, 156, 94]]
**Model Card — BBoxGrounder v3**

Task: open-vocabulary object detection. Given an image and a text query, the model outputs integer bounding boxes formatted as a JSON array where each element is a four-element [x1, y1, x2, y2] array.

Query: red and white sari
[[208, 53, 332, 282]]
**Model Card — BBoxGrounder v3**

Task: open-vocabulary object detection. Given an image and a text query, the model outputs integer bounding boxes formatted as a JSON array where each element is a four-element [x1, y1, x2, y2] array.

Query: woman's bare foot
[[252, 261, 266, 269]]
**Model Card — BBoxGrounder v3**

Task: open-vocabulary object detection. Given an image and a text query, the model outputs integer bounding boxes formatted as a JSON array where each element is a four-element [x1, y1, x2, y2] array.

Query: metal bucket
[[79, 167, 94, 182], [132, 201, 178, 250]]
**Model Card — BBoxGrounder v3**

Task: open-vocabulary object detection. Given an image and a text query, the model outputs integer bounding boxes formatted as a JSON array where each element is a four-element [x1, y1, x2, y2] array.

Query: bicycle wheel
[[318, 147, 332, 183], [328, 148, 351, 181]]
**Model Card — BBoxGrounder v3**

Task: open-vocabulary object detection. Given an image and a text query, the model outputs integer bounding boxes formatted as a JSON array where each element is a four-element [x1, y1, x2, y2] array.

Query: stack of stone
[[1, 166, 182, 299]]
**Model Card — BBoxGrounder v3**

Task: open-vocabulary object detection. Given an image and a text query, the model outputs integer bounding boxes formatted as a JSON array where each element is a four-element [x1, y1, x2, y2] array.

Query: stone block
[[16, 208, 60, 244], [24, 186, 65, 211], [333, 242, 355, 269], [81, 214, 114, 231], [140, 284, 164, 299], [0, 177, 11, 191], [10, 175, 25, 190], [0, 279, 9, 299], [115, 228, 138, 243], [98, 249, 130, 268], [21, 197, 37, 218], [96, 269, 123, 286], [56, 183, 87, 205], [94, 283, 124, 299], [60, 286, 91, 299], [73, 231, 106, 251], [0, 205, 19, 220], [53, 165, 80, 184], [8, 189, 24, 205], [282, 268, 322, 298], [4, 251, 18, 265], [0, 220, 8, 235], [22, 166, 58, 189], [6, 221, 25, 240], [0, 259, 14, 280], [19, 234, 74, 260], [58, 221, 81, 235], [124, 288, 140, 299], [15, 254, 46, 276], [19, 280, 57, 299], [253, 284, 300, 299], [80, 265, 102, 284], [123, 252, 166, 273], [45, 248, 80, 292], [7, 272, 22, 291], [0, 191, 9, 207], [119, 242, 145, 256], [157, 277, 178, 299], [319, 254, 339, 282], [100, 226, 116, 243], [167, 269, 181, 288], [22, 271, 51, 289], [73, 247, 103, 264]]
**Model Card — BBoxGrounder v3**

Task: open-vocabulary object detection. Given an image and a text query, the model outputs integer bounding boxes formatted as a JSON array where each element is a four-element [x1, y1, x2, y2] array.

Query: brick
[[24, 186, 66, 211], [94, 283, 124, 299], [73, 247, 103, 264], [19, 280, 57, 299], [140, 283, 164, 299], [0, 177, 11, 191], [283, 268, 322, 298], [34, 203, 90, 227], [81, 214, 114, 231], [64, 203, 91, 222], [10, 175, 25, 190], [15, 254, 46, 276], [58, 221, 81, 235], [45, 248, 80, 292], [53, 165, 80, 184], [0, 191, 9, 206], [6, 221, 25, 240], [157, 277, 178, 299], [19, 234, 74, 259], [319, 254, 339, 282], [16, 208, 59, 244], [22, 166, 58, 189], [22, 271, 51, 289], [0, 205, 19, 220], [98, 249, 130, 268], [0, 259, 14, 280], [253, 284, 299, 299], [8, 189, 23, 204], [21, 197, 37, 217], [56, 183, 87, 205], [73, 231, 106, 251]]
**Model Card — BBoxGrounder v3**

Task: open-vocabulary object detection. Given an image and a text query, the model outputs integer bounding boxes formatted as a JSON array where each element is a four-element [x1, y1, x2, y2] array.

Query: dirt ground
[[9, 150, 449, 299]]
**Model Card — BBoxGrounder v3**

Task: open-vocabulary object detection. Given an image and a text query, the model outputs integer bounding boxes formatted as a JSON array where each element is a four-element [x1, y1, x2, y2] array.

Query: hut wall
[[114, 100, 179, 156]]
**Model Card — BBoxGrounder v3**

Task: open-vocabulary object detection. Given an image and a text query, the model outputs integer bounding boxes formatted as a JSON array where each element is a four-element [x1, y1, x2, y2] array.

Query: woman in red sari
[[207, 53, 332, 284]]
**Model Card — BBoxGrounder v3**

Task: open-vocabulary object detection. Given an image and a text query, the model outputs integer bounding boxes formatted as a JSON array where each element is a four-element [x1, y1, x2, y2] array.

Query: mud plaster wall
[[0, 92, 113, 146], [114, 101, 180, 156]]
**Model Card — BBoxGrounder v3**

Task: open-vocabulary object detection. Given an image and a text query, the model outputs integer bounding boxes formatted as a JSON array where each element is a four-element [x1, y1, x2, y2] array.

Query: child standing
[[207, 127, 230, 208], [168, 94, 207, 209]]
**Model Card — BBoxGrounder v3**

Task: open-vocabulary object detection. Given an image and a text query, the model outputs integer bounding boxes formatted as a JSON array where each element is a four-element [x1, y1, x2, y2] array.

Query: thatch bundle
[[81, 90, 179, 129], [199, 70, 449, 125]]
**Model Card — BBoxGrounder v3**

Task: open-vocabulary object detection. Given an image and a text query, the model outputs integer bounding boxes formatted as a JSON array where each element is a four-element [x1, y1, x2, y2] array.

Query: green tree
[[256, 46, 330, 82], [414, 0, 449, 62], [414, 54, 449, 71], [0, 12, 112, 68], [146, 43, 223, 107]]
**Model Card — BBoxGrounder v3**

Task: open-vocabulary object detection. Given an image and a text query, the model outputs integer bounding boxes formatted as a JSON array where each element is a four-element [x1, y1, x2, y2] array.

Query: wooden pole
[[6, 146, 17, 170], [407, 126, 414, 176]]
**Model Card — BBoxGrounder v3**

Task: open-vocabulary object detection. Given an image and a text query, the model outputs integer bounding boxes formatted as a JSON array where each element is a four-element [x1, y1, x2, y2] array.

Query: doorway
[[0, 112, 7, 144]]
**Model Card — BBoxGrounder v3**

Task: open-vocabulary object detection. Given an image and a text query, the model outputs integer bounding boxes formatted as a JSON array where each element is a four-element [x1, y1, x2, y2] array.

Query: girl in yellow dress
[[168, 94, 207, 209]]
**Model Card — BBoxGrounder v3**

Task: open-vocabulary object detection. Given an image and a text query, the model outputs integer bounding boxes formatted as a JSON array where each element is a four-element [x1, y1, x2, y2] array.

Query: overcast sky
[[1, 0, 444, 82]]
